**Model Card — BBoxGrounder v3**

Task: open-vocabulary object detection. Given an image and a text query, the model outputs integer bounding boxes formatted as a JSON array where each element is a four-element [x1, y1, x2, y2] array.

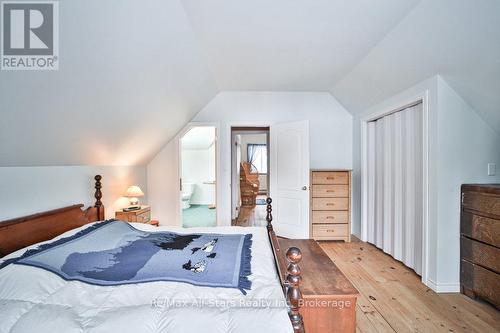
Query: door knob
[[302, 186, 308, 190]]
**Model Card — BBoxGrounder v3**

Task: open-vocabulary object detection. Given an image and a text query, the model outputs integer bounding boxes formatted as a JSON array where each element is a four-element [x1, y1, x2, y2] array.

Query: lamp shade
[[124, 185, 144, 197]]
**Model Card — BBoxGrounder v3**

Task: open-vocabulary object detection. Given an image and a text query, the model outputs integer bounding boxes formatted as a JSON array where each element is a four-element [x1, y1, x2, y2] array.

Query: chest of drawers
[[310, 170, 351, 242], [115, 206, 151, 224], [460, 184, 500, 309]]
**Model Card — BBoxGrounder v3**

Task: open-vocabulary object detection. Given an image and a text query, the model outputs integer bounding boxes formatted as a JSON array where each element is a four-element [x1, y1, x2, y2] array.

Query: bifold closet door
[[366, 103, 423, 275]]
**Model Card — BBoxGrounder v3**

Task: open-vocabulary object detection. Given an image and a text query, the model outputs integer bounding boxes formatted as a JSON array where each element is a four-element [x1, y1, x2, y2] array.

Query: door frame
[[360, 90, 430, 286], [226, 121, 271, 223], [177, 122, 221, 227], [230, 126, 270, 220]]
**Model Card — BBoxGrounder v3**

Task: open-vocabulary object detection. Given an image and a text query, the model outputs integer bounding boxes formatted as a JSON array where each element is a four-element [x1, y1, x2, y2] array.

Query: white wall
[[352, 75, 500, 292], [147, 140, 179, 226], [148, 91, 353, 226], [240, 133, 268, 192], [182, 146, 216, 205], [435, 77, 500, 289], [0, 166, 147, 221]]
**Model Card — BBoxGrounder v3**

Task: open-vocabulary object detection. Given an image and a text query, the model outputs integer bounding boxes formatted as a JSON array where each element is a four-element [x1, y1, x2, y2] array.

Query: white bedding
[[0, 223, 293, 333]]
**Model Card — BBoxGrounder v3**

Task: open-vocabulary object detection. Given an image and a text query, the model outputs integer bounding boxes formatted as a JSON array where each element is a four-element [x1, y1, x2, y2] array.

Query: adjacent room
[[180, 126, 217, 228], [231, 127, 270, 226], [1, 1, 499, 333]]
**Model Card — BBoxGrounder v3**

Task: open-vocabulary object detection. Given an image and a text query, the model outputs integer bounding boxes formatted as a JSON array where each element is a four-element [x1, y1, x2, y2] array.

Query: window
[[247, 144, 267, 174]]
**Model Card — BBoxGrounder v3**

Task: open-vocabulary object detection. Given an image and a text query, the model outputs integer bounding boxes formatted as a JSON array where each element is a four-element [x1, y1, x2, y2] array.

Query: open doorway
[[231, 127, 270, 226], [180, 126, 217, 227]]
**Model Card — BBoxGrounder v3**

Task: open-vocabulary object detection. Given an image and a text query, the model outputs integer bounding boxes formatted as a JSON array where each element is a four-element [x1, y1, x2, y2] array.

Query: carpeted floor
[[182, 204, 216, 228]]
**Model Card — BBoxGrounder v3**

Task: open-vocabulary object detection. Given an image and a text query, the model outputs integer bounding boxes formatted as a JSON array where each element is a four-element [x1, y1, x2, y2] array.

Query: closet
[[366, 102, 423, 274]]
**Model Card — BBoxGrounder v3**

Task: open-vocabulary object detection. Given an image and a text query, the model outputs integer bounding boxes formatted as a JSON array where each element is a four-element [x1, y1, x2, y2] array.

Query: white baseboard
[[351, 231, 361, 240], [426, 279, 460, 293]]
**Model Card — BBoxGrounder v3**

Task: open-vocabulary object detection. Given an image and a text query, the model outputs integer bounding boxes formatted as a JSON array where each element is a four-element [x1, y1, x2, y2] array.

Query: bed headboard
[[0, 175, 105, 257]]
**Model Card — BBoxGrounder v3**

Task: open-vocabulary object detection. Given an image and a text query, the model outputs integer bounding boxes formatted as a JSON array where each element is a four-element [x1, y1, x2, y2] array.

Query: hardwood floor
[[319, 238, 500, 333], [232, 196, 267, 227], [233, 202, 499, 332]]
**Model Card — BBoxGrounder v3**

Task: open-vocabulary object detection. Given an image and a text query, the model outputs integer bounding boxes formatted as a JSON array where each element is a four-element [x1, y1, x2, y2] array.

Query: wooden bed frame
[[0, 175, 104, 257], [0, 175, 305, 333], [266, 197, 305, 333]]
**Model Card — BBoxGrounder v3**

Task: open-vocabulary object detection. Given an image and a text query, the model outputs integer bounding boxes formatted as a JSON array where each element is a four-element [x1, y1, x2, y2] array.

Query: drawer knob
[[326, 216, 335, 219], [326, 177, 335, 180], [327, 229, 335, 232], [327, 203, 335, 206], [326, 190, 335, 193]]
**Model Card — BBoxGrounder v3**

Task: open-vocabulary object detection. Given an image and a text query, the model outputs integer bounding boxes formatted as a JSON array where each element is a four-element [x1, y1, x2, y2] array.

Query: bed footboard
[[266, 198, 305, 333]]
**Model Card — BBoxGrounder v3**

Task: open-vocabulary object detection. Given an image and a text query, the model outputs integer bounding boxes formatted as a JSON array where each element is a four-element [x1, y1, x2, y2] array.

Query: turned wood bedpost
[[286, 247, 305, 333], [266, 197, 273, 231], [94, 175, 104, 220], [266, 197, 305, 333]]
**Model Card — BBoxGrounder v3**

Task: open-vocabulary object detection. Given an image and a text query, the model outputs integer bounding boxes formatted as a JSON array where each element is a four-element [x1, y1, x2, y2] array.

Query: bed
[[0, 175, 305, 333]]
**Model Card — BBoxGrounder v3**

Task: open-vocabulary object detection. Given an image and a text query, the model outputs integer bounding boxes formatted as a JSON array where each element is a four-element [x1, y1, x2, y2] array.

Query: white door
[[270, 121, 310, 239], [365, 103, 423, 275]]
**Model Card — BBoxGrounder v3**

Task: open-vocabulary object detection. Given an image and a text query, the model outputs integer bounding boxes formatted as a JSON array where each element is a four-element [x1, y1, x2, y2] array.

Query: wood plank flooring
[[232, 200, 267, 227], [319, 238, 500, 333], [231, 201, 499, 332]]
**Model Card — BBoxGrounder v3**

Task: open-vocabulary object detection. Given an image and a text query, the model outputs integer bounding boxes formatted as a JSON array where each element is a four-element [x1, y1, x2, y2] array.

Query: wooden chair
[[240, 162, 260, 206]]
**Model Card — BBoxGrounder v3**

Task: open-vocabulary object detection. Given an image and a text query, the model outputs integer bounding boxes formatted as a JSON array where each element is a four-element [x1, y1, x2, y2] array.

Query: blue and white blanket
[[1, 221, 253, 294]]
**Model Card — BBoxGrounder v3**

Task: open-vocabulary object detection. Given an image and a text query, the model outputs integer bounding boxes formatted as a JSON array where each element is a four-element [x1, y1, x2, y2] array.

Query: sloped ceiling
[[1, 0, 499, 167], [180, 0, 420, 91], [331, 0, 500, 132], [0, 0, 218, 166]]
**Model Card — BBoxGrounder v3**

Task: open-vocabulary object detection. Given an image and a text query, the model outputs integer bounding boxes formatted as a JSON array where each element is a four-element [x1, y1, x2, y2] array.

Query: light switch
[[488, 163, 496, 176]]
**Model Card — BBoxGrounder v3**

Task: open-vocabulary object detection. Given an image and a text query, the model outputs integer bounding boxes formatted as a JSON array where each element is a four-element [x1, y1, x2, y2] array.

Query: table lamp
[[124, 185, 144, 210]]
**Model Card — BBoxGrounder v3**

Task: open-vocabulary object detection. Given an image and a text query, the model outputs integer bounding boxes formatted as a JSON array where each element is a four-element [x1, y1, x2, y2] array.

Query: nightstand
[[115, 206, 151, 224]]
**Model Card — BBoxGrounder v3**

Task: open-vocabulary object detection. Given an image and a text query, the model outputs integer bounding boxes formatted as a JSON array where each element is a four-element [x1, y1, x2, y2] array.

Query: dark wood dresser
[[460, 184, 500, 309]]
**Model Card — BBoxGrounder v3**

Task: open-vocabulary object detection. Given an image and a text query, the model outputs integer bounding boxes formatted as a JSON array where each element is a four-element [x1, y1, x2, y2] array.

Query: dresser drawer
[[461, 236, 500, 273], [115, 207, 151, 224], [312, 211, 349, 224], [461, 259, 500, 308], [312, 198, 348, 211], [462, 191, 500, 217], [312, 224, 348, 238], [312, 185, 348, 198], [310, 170, 351, 242], [137, 212, 150, 223], [461, 211, 500, 247], [135, 211, 150, 223], [312, 172, 348, 185]]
